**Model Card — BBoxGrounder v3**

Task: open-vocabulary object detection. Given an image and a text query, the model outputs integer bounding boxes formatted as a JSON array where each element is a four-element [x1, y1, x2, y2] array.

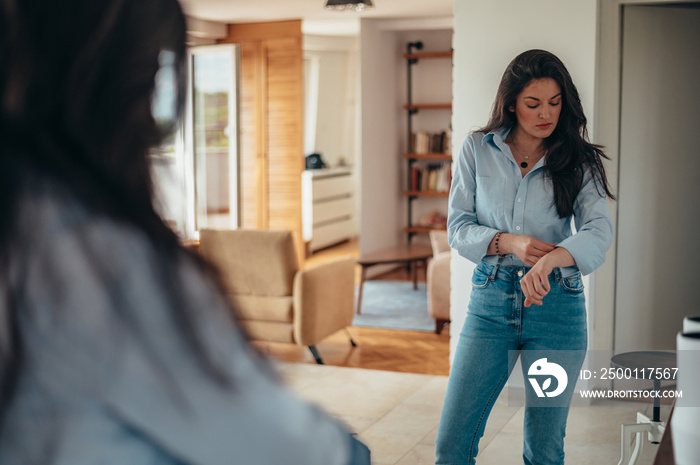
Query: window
[[151, 44, 240, 239]]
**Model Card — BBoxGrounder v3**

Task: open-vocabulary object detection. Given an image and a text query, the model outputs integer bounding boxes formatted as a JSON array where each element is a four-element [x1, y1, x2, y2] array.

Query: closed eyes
[[526, 101, 561, 109]]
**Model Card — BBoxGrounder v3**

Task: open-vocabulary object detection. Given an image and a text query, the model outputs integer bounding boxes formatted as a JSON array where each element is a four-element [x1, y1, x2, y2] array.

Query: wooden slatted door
[[238, 41, 265, 229], [222, 21, 305, 265], [264, 37, 303, 240]]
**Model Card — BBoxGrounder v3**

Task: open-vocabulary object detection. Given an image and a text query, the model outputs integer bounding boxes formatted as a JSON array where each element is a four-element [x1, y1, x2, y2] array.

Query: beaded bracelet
[[495, 231, 504, 258]]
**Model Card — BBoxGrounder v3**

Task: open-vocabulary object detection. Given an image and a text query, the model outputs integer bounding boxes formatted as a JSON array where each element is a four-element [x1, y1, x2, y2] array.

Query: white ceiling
[[180, 0, 453, 25]]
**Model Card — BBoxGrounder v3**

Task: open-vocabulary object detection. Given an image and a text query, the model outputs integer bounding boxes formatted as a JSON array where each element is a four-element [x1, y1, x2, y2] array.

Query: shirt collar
[[484, 126, 547, 171], [483, 126, 512, 148]]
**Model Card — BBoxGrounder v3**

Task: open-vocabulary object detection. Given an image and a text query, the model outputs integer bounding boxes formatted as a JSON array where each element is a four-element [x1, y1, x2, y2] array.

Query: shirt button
[[517, 270, 523, 277], [516, 226, 521, 231], [518, 198, 523, 202]]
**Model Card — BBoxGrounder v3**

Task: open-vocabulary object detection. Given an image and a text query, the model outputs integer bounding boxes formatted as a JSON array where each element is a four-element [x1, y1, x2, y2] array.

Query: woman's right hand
[[498, 233, 556, 266]]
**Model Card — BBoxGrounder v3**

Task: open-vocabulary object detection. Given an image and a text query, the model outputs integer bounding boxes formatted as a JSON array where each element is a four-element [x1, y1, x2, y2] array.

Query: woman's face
[[510, 78, 562, 141]]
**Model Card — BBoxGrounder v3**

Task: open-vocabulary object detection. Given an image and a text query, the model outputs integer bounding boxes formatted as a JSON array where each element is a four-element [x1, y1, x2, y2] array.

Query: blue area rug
[[353, 280, 434, 332]]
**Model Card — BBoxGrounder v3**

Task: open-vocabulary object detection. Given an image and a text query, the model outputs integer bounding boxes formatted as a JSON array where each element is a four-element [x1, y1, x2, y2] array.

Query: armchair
[[427, 230, 451, 334], [198, 229, 356, 364]]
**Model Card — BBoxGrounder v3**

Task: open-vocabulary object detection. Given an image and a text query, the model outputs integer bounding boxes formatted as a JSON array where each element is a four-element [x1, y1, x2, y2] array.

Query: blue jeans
[[435, 262, 588, 465]]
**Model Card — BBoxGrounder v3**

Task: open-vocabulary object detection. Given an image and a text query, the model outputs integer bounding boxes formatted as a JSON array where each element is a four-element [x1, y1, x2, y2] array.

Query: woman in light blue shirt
[[0, 1, 369, 464], [435, 50, 615, 464]]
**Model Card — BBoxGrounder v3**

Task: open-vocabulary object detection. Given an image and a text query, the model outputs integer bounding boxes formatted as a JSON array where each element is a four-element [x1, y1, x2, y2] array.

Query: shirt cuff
[[557, 235, 603, 276], [449, 225, 500, 264]]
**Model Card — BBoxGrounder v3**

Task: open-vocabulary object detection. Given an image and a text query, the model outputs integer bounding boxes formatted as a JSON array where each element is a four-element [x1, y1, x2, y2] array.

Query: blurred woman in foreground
[[0, 1, 370, 464]]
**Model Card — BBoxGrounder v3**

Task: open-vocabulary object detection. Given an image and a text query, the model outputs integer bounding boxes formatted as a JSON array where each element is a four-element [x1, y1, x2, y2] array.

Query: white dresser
[[302, 168, 356, 253]]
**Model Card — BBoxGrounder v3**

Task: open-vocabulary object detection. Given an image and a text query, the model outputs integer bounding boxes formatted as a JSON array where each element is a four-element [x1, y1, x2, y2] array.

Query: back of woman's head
[[0, 1, 245, 429], [483, 49, 586, 139], [0, 0, 187, 230]]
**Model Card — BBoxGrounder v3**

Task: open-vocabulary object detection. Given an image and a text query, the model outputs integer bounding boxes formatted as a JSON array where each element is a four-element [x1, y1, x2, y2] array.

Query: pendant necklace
[[509, 137, 543, 169]]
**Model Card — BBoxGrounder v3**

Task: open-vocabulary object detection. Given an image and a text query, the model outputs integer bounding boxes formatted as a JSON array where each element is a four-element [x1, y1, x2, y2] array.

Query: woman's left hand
[[520, 247, 576, 307], [520, 258, 554, 307]]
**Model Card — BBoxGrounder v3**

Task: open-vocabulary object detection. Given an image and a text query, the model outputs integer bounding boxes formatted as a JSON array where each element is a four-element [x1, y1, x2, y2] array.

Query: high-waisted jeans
[[435, 262, 588, 465]]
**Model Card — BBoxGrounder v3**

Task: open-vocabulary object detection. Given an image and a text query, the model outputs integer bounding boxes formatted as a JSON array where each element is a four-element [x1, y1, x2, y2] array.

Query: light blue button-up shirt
[[447, 126, 613, 277]]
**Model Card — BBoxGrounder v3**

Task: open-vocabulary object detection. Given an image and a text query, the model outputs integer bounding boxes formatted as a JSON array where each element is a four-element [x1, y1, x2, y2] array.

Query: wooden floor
[[255, 326, 450, 376], [255, 238, 451, 377]]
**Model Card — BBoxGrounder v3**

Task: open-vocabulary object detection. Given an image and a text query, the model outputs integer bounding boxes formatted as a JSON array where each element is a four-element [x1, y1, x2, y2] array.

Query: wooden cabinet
[[403, 42, 453, 241], [302, 168, 356, 253]]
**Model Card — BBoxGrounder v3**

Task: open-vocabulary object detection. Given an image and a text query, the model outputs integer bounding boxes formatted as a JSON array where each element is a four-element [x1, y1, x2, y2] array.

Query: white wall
[[451, 0, 599, 360], [359, 19, 403, 257], [303, 35, 359, 168], [314, 50, 354, 166]]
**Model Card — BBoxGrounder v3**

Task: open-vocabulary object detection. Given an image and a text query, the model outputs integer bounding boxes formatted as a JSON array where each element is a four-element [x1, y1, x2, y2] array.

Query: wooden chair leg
[[412, 260, 418, 290], [344, 328, 358, 347], [308, 345, 324, 364], [435, 319, 450, 335], [356, 266, 368, 314]]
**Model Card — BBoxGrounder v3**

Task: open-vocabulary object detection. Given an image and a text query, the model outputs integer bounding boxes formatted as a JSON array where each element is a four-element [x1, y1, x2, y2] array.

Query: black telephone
[[305, 153, 327, 170]]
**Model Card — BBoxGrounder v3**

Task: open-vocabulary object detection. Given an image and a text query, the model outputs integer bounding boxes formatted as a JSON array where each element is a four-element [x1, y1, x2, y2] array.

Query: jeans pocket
[[471, 265, 491, 289], [560, 273, 584, 293]]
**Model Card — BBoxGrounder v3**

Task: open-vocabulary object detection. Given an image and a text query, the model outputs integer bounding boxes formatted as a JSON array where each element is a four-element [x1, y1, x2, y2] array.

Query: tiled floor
[[276, 362, 665, 465]]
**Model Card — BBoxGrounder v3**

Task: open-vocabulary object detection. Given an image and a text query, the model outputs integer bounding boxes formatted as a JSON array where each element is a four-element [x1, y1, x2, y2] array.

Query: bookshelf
[[404, 153, 452, 161], [405, 225, 445, 235], [404, 41, 453, 240], [405, 50, 453, 60], [404, 103, 452, 111], [404, 190, 450, 198]]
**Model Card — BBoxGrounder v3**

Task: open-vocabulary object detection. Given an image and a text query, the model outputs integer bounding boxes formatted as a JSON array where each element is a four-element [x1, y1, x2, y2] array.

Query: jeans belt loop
[[489, 263, 499, 281]]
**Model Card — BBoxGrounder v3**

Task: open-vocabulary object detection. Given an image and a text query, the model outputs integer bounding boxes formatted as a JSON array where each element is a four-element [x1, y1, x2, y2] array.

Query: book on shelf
[[410, 130, 451, 154], [418, 210, 447, 229], [410, 163, 452, 192]]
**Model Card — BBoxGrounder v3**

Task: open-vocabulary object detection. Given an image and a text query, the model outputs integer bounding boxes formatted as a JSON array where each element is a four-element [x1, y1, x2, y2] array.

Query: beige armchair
[[198, 229, 356, 364], [427, 230, 451, 334]]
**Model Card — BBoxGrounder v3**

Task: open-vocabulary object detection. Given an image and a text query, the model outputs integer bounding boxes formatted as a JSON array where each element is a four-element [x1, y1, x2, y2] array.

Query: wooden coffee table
[[355, 243, 433, 314]]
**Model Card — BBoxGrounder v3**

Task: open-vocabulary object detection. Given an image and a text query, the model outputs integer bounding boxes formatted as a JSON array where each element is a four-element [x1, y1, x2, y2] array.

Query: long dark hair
[[478, 49, 615, 217], [0, 0, 240, 428]]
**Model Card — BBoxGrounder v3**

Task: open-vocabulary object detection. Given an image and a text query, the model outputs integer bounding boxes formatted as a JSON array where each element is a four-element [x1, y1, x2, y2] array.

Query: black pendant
[[521, 162, 528, 168]]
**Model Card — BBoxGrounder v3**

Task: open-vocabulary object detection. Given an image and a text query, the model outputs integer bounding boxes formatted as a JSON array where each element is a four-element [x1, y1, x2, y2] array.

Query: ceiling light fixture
[[325, 0, 374, 12]]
